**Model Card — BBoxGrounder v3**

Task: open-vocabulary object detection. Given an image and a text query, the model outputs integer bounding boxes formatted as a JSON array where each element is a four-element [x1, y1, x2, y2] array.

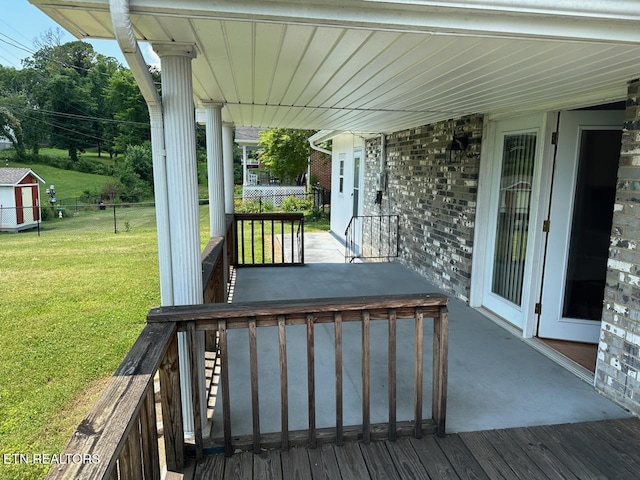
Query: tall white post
[[203, 102, 225, 237], [155, 43, 205, 437], [222, 122, 235, 214], [242, 145, 248, 186]]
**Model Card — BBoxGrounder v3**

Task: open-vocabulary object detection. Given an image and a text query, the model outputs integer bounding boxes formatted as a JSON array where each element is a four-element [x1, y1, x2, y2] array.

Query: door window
[[491, 133, 537, 306]]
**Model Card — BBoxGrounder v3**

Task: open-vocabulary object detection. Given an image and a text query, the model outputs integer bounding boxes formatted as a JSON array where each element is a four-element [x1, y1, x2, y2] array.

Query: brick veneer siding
[[362, 114, 483, 302], [597, 79, 640, 415], [310, 150, 332, 190]]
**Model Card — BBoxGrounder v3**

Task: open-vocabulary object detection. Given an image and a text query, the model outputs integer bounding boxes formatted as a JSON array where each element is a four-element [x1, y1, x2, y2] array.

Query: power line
[[6, 102, 149, 127]]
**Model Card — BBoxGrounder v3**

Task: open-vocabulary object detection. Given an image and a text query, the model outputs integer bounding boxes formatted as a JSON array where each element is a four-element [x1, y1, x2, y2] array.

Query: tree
[[46, 69, 97, 161], [0, 107, 25, 157], [258, 128, 316, 185], [106, 69, 153, 154]]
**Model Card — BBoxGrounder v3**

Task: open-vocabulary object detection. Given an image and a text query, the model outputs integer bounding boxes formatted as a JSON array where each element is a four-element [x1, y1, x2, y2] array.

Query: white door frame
[[471, 112, 556, 337]]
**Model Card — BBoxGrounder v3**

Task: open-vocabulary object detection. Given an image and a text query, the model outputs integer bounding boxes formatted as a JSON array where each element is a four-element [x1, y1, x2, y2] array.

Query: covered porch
[[44, 228, 634, 480]]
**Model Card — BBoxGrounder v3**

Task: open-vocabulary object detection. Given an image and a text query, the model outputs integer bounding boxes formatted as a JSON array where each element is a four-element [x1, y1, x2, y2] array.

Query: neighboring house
[[235, 127, 261, 185], [30, 0, 640, 427], [0, 137, 12, 151], [0, 167, 45, 232]]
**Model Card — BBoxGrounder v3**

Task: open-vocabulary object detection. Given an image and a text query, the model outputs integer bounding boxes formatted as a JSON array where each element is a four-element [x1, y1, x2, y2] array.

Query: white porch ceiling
[[31, 0, 640, 132]]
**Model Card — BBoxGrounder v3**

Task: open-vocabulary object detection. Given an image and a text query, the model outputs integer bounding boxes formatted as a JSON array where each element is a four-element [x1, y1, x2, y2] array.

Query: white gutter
[[308, 130, 336, 155], [110, 0, 173, 306]]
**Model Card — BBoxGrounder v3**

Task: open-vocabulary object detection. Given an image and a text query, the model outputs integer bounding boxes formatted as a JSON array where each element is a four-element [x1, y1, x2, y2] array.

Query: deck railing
[[46, 293, 448, 478], [148, 293, 449, 457], [234, 212, 304, 266]]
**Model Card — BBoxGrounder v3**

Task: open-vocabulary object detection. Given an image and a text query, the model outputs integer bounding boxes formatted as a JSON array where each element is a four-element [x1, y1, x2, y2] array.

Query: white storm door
[[482, 117, 542, 328], [537, 111, 623, 343]]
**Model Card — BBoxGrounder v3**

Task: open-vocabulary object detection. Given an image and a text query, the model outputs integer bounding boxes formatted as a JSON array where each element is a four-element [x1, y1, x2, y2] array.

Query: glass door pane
[[562, 129, 621, 319], [491, 133, 537, 306]]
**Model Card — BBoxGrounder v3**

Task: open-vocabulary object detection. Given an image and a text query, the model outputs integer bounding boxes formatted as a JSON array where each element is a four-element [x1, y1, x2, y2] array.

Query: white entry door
[[537, 110, 623, 342], [481, 115, 544, 328]]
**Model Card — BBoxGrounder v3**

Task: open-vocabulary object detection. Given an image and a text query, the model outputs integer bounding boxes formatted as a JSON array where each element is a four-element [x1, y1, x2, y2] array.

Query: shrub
[[281, 196, 312, 212]]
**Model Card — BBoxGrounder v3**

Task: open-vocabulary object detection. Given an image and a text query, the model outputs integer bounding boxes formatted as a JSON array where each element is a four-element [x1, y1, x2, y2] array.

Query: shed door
[[22, 187, 34, 224], [15, 187, 24, 224]]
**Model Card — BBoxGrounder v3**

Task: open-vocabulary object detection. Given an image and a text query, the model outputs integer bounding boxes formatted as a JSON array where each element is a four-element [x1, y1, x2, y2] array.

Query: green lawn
[[0, 205, 212, 480], [0, 200, 327, 479]]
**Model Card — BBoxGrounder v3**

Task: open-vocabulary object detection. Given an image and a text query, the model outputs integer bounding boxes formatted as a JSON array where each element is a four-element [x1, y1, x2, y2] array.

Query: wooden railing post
[[413, 307, 424, 439], [159, 332, 185, 471], [187, 322, 204, 461], [433, 305, 449, 437], [388, 309, 397, 441]]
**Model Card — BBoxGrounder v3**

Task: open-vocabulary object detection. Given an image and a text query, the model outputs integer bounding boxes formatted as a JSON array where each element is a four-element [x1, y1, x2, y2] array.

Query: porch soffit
[[31, 0, 640, 132]]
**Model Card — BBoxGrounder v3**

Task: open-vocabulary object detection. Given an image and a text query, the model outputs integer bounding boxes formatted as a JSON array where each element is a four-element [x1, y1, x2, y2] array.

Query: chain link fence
[[1, 187, 331, 237]]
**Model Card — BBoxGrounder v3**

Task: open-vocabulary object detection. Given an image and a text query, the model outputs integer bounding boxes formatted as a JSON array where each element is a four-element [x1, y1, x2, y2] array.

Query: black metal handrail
[[345, 214, 400, 263]]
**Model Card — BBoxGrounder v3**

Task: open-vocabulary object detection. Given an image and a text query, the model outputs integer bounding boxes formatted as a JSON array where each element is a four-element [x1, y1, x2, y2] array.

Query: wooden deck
[[193, 417, 640, 479]]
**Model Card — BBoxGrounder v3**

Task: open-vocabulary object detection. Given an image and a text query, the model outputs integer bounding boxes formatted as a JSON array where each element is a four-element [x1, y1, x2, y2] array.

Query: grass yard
[[0, 201, 327, 479], [0, 205, 212, 480]]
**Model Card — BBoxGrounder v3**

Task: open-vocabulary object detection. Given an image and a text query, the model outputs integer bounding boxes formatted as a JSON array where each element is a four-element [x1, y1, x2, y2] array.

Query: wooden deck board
[[192, 418, 640, 480]]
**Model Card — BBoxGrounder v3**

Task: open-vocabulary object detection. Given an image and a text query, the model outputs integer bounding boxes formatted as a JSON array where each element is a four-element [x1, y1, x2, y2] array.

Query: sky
[[0, 0, 158, 69]]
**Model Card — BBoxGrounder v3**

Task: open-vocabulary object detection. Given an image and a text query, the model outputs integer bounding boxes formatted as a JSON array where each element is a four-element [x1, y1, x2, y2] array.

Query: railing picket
[[240, 219, 245, 264], [261, 220, 265, 264], [290, 219, 294, 263], [187, 321, 204, 460], [414, 308, 424, 439], [108, 464, 119, 480], [121, 419, 142, 479], [140, 387, 161, 480], [307, 313, 316, 448], [433, 306, 449, 437], [251, 220, 255, 264], [271, 219, 275, 264], [249, 317, 261, 453], [219, 320, 233, 456], [278, 315, 289, 450], [335, 312, 343, 446], [388, 309, 397, 441], [362, 310, 371, 443], [281, 219, 285, 263], [159, 331, 184, 471]]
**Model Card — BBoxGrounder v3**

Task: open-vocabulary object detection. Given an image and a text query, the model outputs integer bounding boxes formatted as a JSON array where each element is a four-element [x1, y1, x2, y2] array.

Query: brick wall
[[597, 79, 640, 414], [309, 150, 332, 190], [362, 114, 483, 302]]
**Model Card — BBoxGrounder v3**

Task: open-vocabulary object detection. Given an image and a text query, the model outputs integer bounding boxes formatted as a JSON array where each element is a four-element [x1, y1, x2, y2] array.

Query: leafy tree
[[87, 55, 121, 156], [46, 69, 97, 161], [106, 69, 152, 154], [258, 128, 316, 185], [0, 107, 25, 157]]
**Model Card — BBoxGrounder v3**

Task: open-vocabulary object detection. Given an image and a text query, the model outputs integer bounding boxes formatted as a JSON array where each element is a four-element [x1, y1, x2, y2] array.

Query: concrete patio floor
[[209, 233, 631, 440]]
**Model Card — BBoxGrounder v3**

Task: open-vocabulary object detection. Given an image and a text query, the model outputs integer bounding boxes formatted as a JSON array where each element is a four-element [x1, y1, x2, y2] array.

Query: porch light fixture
[[446, 132, 469, 163]]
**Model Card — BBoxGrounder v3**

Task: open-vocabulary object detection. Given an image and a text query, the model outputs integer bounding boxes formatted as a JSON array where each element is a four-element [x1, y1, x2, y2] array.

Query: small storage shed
[[0, 167, 45, 232]]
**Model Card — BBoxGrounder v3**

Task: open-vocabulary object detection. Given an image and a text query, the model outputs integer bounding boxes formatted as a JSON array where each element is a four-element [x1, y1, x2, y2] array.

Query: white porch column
[[155, 43, 205, 437], [203, 102, 225, 237], [242, 145, 248, 186], [222, 122, 235, 214]]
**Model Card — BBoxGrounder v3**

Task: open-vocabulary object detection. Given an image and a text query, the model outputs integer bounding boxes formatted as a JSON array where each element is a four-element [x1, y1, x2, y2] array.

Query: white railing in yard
[[242, 186, 305, 207]]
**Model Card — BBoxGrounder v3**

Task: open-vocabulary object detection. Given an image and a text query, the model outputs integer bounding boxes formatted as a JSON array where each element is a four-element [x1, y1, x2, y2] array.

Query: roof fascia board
[[31, 0, 640, 44]]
